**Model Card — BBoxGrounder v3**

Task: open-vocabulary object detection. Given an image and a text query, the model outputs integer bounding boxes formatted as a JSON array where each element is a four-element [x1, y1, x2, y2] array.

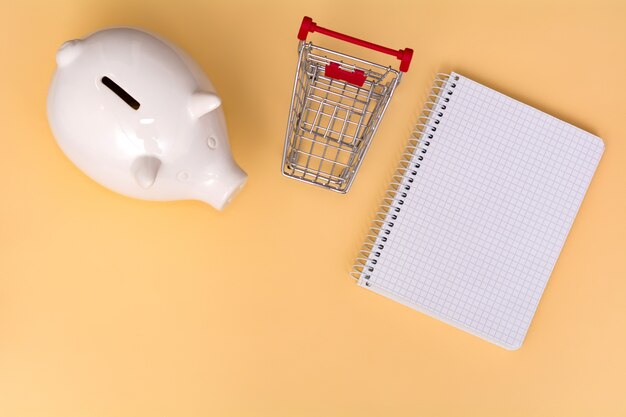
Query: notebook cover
[[358, 72, 604, 349]]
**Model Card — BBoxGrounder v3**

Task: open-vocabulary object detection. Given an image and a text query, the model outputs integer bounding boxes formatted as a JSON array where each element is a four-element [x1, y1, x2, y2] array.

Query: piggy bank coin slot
[[101, 76, 140, 110]]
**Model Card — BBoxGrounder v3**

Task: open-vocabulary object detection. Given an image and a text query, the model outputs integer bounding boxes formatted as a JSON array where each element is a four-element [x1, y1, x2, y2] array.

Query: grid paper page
[[360, 72, 604, 349]]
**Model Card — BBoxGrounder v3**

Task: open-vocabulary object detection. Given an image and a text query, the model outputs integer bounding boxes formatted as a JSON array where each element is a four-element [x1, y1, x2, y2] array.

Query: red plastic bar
[[325, 62, 367, 87], [297, 16, 413, 72]]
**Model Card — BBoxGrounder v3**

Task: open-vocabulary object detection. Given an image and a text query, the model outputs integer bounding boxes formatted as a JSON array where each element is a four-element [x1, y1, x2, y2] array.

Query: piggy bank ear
[[189, 91, 221, 118], [132, 156, 161, 189], [56, 39, 83, 67]]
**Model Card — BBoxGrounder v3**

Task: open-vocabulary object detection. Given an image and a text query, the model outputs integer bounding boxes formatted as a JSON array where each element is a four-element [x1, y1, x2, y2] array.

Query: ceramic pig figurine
[[47, 28, 247, 210]]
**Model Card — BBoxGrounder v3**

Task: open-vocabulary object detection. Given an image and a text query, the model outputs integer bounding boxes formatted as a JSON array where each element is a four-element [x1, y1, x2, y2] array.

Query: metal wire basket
[[282, 16, 413, 193]]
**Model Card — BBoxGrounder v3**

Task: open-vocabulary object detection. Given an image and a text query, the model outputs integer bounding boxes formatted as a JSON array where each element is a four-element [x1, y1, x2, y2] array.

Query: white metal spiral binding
[[350, 73, 458, 283]]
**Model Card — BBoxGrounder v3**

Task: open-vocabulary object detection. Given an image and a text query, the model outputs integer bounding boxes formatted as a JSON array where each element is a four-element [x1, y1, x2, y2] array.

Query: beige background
[[1, 0, 625, 415]]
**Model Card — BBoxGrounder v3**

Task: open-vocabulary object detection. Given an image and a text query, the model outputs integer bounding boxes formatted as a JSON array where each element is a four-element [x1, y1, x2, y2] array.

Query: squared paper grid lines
[[359, 72, 604, 349]]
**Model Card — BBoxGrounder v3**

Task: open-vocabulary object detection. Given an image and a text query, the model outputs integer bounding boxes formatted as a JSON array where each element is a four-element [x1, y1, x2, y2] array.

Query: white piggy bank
[[47, 27, 247, 210]]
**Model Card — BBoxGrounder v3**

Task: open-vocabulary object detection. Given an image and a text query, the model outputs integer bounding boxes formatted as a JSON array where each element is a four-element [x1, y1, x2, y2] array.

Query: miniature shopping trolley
[[282, 16, 413, 193]]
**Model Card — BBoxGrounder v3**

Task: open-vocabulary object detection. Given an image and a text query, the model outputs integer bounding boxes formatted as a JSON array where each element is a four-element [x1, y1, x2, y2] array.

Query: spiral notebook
[[353, 72, 604, 349]]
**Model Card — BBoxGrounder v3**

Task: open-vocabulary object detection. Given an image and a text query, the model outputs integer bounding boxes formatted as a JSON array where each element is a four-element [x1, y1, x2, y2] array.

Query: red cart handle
[[297, 16, 413, 72]]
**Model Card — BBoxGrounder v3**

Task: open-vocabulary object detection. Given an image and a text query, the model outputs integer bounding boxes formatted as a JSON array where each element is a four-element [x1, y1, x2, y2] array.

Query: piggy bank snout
[[195, 158, 247, 211]]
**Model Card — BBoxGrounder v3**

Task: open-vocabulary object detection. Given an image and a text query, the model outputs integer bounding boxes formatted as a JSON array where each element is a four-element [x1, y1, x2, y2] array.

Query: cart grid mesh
[[283, 43, 400, 192]]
